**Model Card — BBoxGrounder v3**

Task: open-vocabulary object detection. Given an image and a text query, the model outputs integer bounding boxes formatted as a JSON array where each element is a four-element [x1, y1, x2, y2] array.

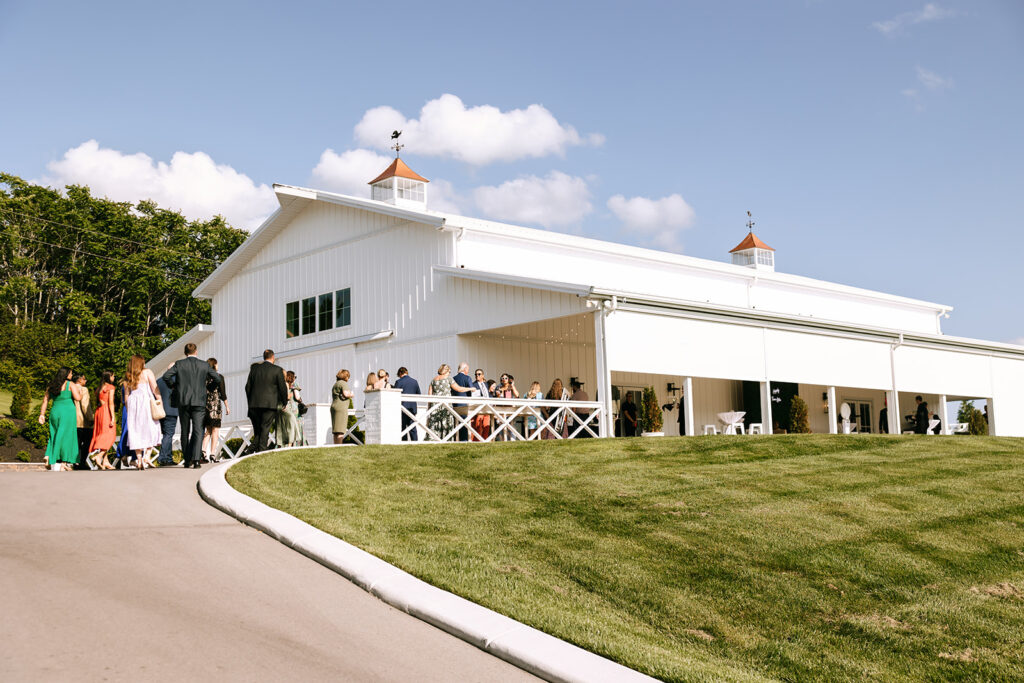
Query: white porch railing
[[396, 394, 605, 442], [200, 394, 603, 453], [208, 409, 368, 458]]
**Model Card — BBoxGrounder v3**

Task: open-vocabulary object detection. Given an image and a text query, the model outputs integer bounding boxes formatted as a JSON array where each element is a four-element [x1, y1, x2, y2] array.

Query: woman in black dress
[[201, 357, 230, 462]]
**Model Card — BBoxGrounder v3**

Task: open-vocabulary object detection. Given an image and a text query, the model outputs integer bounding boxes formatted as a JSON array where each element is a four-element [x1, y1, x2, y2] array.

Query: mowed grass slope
[[229, 436, 1024, 682]]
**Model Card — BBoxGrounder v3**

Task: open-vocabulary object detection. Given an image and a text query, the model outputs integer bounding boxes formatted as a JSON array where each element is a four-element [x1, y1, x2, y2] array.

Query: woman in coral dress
[[88, 371, 117, 469]]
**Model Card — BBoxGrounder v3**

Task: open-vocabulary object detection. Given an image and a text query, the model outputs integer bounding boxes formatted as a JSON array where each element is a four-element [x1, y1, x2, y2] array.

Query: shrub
[[789, 396, 810, 433], [19, 420, 48, 449], [16, 450, 31, 462], [9, 380, 32, 420], [958, 400, 989, 436], [223, 438, 244, 456], [0, 417, 14, 446], [968, 408, 988, 436], [638, 386, 663, 434]]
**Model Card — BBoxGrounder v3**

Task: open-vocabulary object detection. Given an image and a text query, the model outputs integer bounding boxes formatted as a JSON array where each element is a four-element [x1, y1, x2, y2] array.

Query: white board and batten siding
[[202, 202, 455, 415]]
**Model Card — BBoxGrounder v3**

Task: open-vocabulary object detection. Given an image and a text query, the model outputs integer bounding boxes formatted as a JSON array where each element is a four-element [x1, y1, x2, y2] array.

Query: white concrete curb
[[198, 448, 658, 683]]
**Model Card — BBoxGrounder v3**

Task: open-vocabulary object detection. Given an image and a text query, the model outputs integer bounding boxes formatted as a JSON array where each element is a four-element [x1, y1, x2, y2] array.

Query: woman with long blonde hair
[[543, 378, 569, 439], [123, 354, 161, 469]]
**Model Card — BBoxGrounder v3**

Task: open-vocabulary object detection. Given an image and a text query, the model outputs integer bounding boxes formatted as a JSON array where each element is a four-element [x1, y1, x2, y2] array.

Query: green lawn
[[228, 435, 1024, 682]]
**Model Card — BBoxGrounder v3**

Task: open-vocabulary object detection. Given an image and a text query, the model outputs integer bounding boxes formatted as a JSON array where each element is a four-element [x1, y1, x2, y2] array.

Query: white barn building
[[151, 158, 1024, 441]]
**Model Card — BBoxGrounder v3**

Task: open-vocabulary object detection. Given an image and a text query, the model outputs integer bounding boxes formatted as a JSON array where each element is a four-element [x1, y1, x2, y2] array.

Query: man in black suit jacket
[[162, 342, 220, 468], [913, 395, 929, 434], [392, 366, 421, 441], [246, 349, 288, 452]]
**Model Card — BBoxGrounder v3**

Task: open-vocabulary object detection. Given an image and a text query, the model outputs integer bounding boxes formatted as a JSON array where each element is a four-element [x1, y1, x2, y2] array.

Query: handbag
[[150, 396, 166, 420], [297, 400, 308, 417]]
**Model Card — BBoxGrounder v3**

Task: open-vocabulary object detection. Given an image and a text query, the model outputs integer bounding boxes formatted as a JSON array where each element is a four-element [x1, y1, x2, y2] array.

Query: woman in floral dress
[[275, 370, 303, 447], [426, 363, 455, 440]]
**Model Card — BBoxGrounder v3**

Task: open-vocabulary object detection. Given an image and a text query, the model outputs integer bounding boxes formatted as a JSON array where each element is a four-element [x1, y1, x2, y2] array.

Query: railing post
[[363, 389, 403, 444], [302, 403, 333, 446]]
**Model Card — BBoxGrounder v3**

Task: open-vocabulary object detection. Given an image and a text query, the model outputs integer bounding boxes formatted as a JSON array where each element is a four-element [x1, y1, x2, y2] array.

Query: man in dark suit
[[392, 366, 421, 441], [451, 362, 474, 441], [913, 395, 929, 434], [162, 342, 220, 468], [246, 349, 288, 453], [155, 367, 179, 466]]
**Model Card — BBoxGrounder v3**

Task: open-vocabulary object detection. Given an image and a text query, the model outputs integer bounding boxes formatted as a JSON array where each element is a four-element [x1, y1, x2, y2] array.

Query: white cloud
[[354, 94, 603, 165], [426, 178, 464, 214], [311, 148, 393, 197], [915, 66, 953, 91], [902, 67, 953, 109], [37, 140, 276, 231], [873, 3, 957, 35], [607, 194, 696, 251], [473, 171, 592, 229]]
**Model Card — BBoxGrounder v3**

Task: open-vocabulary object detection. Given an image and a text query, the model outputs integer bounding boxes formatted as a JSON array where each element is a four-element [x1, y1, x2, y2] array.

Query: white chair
[[733, 423, 746, 435], [703, 425, 719, 435], [927, 419, 940, 434], [749, 423, 763, 434], [951, 422, 969, 434]]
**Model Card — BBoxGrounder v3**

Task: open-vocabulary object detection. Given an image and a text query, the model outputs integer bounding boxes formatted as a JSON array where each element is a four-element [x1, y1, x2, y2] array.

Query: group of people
[[878, 395, 945, 434], [391, 363, 590, 441], [39, 343, 230, 471], [39, 348, 595, 468]]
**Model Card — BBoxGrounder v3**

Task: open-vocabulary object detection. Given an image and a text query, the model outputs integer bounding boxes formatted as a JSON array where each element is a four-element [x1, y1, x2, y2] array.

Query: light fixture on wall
[[667, 382, 679, 395], [822, 392, 829, 414]]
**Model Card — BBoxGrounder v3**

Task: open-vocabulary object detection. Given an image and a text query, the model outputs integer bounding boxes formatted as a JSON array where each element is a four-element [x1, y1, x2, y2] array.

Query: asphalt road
[[0, 468, 538, 682]]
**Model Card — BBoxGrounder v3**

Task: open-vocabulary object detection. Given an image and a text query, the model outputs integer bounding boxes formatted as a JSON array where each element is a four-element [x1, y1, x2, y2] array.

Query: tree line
[[0, 173, 247, 392]]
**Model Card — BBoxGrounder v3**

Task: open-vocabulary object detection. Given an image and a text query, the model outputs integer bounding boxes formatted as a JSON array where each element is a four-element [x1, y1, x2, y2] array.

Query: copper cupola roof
[[368, 158, 430, 185]]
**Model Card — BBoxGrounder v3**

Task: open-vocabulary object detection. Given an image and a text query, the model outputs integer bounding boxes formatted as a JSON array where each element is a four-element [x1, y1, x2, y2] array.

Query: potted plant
[[638, 386, 664, 437]]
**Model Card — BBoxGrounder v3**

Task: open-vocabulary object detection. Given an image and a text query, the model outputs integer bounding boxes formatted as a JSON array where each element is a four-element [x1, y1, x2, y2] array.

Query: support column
[[593, 308, 613, 438], [683, 376, 694, 437], [986, 398, 995, 436], [363, 389, 403, 444], [938, 394, 949, 435], [827, 386, 838, 434], [759, 381, 774, 434], [888, 391, 901, 435]]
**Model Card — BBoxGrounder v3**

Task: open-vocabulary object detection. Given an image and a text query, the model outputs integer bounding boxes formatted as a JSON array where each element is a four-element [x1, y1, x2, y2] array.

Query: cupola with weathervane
[[368, 130, 429, 209], [729, 211, 775, 271]]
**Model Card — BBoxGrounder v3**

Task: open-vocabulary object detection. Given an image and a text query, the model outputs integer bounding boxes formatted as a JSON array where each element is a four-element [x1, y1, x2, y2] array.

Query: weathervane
[[746, 210, 755, 233], [390, 130, 404, 158]]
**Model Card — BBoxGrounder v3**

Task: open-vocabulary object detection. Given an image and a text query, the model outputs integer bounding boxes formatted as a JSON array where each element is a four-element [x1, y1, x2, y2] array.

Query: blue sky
[[1, 0, 1021, 343]]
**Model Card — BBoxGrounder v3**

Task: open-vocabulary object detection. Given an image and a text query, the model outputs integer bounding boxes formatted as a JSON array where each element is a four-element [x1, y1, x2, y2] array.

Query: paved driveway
[[0, 469, 537, 682]]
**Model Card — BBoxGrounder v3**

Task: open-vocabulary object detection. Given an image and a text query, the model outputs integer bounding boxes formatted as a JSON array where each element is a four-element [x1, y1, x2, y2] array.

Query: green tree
[[957, 400, 989, 435], [9, 380, 31, 420], [0, 174, 246, 389], [789, 395, 810, 433]]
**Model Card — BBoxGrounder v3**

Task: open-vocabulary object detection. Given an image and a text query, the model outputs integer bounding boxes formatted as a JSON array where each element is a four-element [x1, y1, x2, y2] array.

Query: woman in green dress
[[275, 370, 303, 447], [330, 369, 354, 444], [38, 366, 87, 471], [426, 363, 455, 441]]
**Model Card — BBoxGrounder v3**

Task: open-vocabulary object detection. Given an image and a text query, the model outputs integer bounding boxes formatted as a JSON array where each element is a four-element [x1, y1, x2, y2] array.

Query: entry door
[[843, 399, 874, 433], [614, 385, 645, 436]]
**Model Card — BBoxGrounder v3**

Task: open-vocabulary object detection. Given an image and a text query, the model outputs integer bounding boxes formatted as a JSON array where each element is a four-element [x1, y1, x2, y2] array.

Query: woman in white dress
[[123, 354, 161, 469]]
